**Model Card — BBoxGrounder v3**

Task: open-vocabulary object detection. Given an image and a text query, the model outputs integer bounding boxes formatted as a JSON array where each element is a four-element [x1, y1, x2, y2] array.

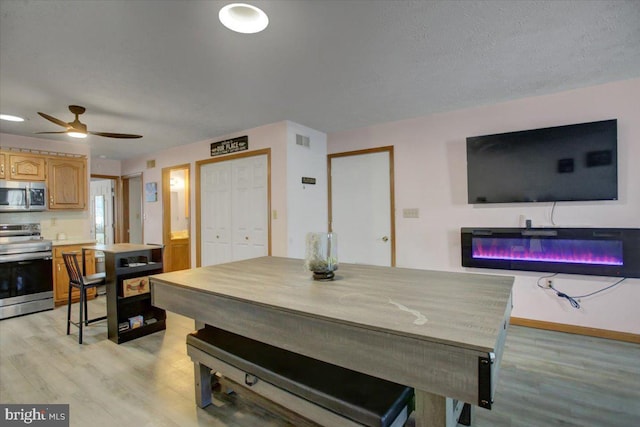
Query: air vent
[[296, 134, 310, 148], [146, 159, 156, 169]]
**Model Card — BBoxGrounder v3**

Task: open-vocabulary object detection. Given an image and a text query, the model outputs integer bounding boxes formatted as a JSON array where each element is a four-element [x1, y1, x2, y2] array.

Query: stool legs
[[67, 285, 106, 344], [66, 284, 72, 336], [84, 290, 89, 326], [78, 287, 84, 344]]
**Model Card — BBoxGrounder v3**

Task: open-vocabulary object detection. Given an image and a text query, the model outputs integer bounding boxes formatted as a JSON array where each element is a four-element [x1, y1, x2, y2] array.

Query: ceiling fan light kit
[[67, 131, 88, 139], [36, 105, 142, 139], [219, 3, 268, 34]]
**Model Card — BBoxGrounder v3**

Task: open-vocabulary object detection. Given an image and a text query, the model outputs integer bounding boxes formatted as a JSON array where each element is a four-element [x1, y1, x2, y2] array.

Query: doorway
[[121, 173, 143, 244], [162, 164, 191, 272], [90, 175, 118, 245], [328, 146, 395, 266]]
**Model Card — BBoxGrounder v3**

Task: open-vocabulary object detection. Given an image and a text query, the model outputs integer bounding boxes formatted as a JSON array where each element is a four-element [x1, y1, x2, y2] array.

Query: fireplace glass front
[[461, 228, 639, 278]]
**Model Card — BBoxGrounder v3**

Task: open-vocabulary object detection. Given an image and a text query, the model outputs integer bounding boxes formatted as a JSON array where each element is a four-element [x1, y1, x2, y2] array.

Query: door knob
[[382, 236, 389, 242]]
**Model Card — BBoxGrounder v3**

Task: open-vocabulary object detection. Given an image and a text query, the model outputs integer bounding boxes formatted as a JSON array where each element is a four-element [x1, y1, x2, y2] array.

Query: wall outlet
[[403, 208, 419, 218], [545, 279, 553, 288]]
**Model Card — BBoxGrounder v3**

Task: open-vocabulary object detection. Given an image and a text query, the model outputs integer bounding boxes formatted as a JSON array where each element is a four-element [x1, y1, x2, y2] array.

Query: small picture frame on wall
[[145, 182, 158, 202]]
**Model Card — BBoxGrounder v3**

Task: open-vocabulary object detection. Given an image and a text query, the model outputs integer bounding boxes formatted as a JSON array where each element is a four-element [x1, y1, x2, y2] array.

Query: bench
[[187, 325, 414, 427]]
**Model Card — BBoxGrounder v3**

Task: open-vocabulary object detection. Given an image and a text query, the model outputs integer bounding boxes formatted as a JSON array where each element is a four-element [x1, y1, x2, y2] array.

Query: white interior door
[[200, 154, 268, 266], [90, 179, 114, 245], [231, 156, 268, 261], [201, 161, 232, 267], [330, 150, 393, 266]]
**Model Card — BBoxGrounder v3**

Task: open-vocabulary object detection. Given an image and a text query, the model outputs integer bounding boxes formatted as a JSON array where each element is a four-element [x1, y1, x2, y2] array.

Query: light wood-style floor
[[1, 297, 638, 427]]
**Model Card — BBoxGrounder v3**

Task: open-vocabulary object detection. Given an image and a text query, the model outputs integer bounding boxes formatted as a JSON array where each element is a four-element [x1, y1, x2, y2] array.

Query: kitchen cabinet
[[6, 152, 46, 181], [82, 244, 166, 344], [0, 152, 5, 179], [48, 157, 87, 209], [0, 150, 88, 211], [53, 245, 97, 307]]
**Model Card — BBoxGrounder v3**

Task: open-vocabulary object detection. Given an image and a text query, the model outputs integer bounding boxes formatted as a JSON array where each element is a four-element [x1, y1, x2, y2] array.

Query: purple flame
[[472, 237, 623, 266]]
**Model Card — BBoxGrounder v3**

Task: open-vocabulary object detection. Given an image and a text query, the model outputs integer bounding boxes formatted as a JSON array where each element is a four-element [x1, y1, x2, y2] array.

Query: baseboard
[[510, 317, 640, 344]]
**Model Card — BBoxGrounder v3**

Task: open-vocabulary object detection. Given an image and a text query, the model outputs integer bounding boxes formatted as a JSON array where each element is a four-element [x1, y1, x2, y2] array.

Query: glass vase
[[304, 232, 338, 280]]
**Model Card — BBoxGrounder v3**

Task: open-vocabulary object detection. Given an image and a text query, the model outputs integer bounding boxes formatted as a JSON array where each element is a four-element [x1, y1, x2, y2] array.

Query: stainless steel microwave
[[0, 180, 47, 212]]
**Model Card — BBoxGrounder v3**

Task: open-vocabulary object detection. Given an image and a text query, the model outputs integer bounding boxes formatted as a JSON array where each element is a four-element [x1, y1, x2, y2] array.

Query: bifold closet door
[[231, 156, 268, 262], [200, 155, 268, 266]]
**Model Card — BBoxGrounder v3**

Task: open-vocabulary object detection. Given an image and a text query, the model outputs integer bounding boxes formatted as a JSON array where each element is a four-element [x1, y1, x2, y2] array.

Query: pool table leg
[[414, 389, 474, 427]]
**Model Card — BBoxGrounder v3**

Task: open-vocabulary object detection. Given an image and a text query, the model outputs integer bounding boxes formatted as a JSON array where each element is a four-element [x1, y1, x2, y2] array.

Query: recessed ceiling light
[[0, 114, 25, 122], [219, 3, 269, 34]]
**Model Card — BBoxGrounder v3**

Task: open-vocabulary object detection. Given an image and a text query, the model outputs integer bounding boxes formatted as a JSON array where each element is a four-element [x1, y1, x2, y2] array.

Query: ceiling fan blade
[[37, 112, 71, 129], [35, 131, 69, 134], [89, 131, 142, 139]]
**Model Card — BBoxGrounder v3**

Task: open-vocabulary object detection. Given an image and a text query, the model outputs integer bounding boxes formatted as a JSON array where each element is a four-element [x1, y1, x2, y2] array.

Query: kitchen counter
[[51, 239, 97, 247], [81, 243, 161, 253]]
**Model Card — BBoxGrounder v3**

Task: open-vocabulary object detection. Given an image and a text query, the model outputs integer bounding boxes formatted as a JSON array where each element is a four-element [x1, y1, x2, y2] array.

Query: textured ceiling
[[1, 0, 639, 160]]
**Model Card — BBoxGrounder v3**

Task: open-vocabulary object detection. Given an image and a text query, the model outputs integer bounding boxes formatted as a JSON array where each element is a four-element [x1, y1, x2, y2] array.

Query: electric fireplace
[[461, 228, 640, 278]]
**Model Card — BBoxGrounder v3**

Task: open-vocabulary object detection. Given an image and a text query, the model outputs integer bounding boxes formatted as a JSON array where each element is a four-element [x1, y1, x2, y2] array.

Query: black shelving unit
[[88, 244, 167, 344]]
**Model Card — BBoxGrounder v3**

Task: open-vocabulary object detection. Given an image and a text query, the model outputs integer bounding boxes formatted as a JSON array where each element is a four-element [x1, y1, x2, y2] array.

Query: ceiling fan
[[36, 105, 142, 139]]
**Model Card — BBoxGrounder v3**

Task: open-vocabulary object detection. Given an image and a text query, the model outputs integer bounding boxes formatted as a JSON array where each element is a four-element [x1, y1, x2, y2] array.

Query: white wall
[[91, 156, 121, 176], [121, 120, 330, 265], [327, 78, 640, 334], [121, 121, 290, 264], [128, 175, 143, 243], [286, 121, 328, 258]]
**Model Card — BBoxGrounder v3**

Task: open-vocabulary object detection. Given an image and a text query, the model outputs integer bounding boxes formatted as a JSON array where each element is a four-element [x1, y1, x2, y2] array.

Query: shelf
[[117, 292, 151, 303], [104, 245, 166, 344], [113, 319, 166, 344], [115, 263, 163, 276]]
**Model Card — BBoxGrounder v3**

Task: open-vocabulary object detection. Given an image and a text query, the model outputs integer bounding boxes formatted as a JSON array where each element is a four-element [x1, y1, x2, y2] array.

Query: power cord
[[549, 201, 557, 226], [538, 275, 627, 309], [536, 273, 558, 289], [549, 284, 581, 308]]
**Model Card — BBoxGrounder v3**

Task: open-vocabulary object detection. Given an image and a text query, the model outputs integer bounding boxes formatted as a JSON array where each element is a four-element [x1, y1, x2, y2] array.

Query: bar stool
[[62, 251, 107, 344]]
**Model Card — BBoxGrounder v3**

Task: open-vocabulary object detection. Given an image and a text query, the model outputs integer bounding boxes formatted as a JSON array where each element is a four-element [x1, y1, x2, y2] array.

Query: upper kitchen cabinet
[[48, 157, 87, 210], [0, 152, 5, 179], [6, 152, 46, 181]]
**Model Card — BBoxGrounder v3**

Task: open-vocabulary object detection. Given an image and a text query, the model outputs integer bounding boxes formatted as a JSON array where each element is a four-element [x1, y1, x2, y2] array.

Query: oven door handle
[[0, 252, 52, 263]]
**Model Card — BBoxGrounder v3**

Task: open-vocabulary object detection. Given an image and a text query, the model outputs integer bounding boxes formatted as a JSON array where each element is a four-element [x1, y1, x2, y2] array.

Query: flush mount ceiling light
[[219, 3, 269, 34], [0, 114, 25, 122]]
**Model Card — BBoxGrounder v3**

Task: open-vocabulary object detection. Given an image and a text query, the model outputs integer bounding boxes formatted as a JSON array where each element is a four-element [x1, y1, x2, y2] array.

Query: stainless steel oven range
[[0, 223, 53, 319]]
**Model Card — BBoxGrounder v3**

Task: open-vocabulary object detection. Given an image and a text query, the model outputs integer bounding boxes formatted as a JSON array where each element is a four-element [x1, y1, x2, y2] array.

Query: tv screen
[[466, 119, 617, 204]]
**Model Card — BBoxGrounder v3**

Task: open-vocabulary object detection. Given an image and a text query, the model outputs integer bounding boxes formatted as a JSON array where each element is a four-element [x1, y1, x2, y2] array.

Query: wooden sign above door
[[210, 136, 248, 157]]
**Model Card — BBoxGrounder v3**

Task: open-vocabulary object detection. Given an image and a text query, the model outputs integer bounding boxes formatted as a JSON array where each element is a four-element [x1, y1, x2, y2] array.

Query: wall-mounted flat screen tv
[[466, 119, 617, 204]]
